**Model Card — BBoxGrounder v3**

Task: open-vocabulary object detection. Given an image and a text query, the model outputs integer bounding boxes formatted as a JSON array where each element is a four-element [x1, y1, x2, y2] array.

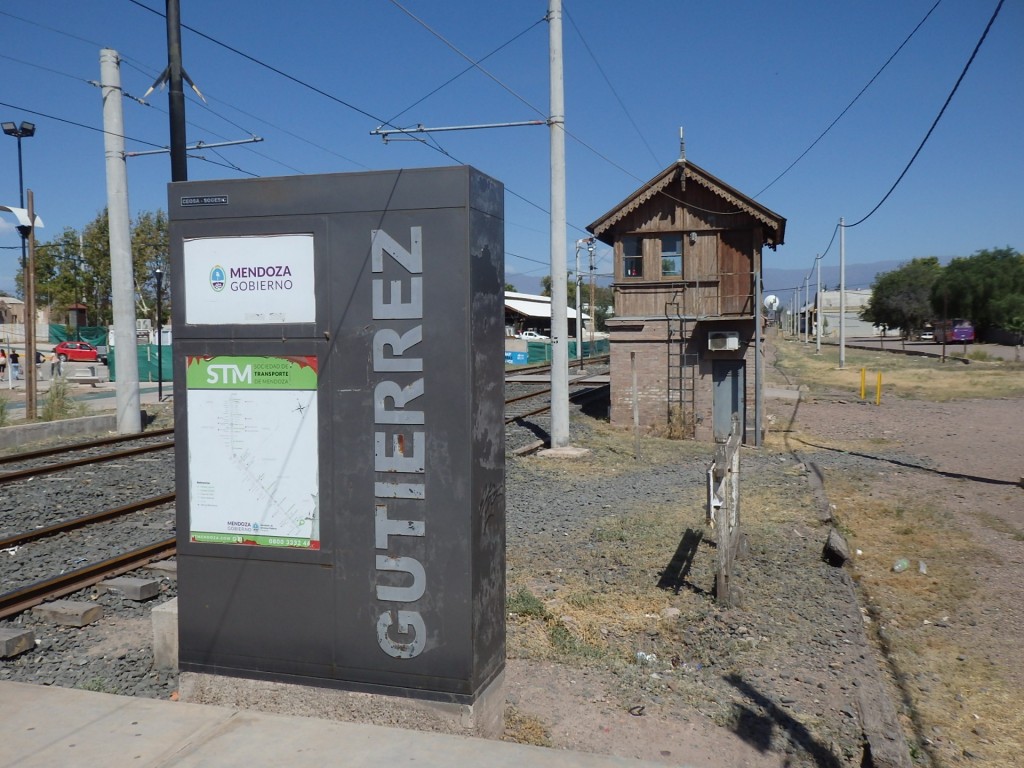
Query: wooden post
[[714, 413, 742, 606], [631, 351, 640, 461]]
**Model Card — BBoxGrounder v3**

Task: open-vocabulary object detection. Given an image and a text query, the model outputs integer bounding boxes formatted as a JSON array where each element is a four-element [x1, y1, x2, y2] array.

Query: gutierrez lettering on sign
[[371, 227, 427, 659]]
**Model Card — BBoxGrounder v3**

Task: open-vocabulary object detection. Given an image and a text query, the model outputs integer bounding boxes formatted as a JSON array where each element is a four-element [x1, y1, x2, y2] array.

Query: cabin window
[[623, 236, 643, 277], [660, 234, 682, 277]]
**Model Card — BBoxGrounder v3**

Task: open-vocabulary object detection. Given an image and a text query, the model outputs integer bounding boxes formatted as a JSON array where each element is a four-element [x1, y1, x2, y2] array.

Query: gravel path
[[1, 389, 890, 767]]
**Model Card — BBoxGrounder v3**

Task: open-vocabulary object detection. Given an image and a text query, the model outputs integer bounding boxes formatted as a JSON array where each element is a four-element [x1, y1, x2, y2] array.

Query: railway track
[[0, 360, 610, 618], [0, 433, 175, 485]]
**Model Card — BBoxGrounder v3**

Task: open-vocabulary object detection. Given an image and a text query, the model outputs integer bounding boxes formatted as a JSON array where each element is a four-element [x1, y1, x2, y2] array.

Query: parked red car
[[54, 341, 100, 362]]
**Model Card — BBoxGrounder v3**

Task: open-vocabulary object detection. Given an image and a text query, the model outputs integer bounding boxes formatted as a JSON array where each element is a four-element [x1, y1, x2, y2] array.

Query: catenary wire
[[0, 99, 167, 151], [387, 0, 549, 121], [754, 0, 943, 199], [563, 2, 660, 170], [845, 0, 1004, 228], [383, 16, 546, 127]]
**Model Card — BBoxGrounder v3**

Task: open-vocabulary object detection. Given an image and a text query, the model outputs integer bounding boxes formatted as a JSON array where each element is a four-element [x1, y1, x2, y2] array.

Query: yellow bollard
[[860, 367, 866, 401], [875, 371, 882, 405]]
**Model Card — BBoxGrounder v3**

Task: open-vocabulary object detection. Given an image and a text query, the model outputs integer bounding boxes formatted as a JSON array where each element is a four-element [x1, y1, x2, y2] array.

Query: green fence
[[525, 338, 609, 364], [48, 324, 109, 348], [107, 345, 171, 383]]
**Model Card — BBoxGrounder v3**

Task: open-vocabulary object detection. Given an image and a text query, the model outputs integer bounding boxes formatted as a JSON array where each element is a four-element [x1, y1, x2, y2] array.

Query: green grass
[[507, 586, 548, 619], [41, 379, 88, 422]]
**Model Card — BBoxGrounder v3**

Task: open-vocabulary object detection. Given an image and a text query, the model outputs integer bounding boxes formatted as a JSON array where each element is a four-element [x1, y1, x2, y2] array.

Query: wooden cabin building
[[586, 159, 786, 442]]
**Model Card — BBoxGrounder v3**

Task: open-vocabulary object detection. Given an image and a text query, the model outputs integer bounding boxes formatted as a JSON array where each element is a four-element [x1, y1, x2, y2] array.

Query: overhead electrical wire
[[754, 0, 944, 199], [0, 99, 167, 151], [798, 0, 1003, 288], [384, 1, 746, 230], [123, 0, 582, 257], [383, 6, 547, 127], [845, 0, 1004, 228], [563, 2, 660, 170]]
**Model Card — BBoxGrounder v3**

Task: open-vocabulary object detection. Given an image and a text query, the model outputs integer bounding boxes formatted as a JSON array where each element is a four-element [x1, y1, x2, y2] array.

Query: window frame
[[622, 236, 643, 278], [660, 234, 683, 278]]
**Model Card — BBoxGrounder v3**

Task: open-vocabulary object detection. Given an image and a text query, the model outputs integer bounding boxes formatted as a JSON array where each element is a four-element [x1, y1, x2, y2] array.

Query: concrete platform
[[0, 680, 689, 768]]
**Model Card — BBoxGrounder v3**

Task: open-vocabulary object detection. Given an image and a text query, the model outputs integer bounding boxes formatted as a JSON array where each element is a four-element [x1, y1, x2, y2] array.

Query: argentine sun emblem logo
[[210, 265, 226, 292]]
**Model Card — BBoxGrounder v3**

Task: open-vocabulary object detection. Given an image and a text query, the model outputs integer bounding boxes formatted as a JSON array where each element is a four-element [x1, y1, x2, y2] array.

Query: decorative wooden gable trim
[[684, 167, 782, 239], [589, 165, 679, 238], [588, 160, 786, 247]]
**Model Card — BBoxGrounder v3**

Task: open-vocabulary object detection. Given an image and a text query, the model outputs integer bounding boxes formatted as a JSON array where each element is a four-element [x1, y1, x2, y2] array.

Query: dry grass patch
[[524, 418, 709, 483], [771, 339, 1024, 401], [507, 495, 707, 667], [503, 705, 552, 746], [827, 476, 1021, 765]]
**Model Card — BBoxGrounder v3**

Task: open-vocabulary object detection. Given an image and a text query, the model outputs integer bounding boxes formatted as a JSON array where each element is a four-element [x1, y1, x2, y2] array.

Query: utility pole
[[575, 241, 583, 363], [588, 239, 596, 353], [803, 274, 809, 343], [839, 217, 846, 369], [101, 49, 142, 433], [25, 190, 37, 421], [155, 269, 164, 402], [815, 254, 822, 355], [548, 0, 570, 449], [166, 0, 187, 181]]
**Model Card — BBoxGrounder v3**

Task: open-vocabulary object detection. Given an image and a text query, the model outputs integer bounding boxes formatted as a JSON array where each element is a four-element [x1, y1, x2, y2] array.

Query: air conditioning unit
[[708, 331, 740, 351]]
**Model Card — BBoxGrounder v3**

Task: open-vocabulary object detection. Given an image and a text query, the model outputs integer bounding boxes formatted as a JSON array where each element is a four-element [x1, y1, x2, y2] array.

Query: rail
[[0, 539, 176, 621]]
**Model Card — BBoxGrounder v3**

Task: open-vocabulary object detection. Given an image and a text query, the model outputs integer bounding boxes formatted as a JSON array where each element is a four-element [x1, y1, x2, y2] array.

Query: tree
[[30, 208, 171, 328], [932, 247, 1023, 337], [860, 257, 942, 336], [131, 209, 170, 323], [540, 274, 614, 331], [33, 227, 84, 317], [504, 282, 518, 292]]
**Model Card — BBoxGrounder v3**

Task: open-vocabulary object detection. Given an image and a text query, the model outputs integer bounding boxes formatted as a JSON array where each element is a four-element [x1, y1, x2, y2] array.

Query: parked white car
[[518, 330, 550, 341]]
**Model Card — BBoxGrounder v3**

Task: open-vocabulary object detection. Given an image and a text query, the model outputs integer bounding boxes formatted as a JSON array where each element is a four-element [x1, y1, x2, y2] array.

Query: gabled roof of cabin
[[586, 160, 786, 248]]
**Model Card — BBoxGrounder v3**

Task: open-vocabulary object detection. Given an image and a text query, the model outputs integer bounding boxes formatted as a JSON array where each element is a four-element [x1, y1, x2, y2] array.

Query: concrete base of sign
[[151, 597, 178, 671], [178, 669, 506, 739]]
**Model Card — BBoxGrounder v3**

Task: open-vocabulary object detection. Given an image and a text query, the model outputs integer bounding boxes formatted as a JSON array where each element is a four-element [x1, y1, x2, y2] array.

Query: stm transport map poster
[[186, 355, 320, 549]]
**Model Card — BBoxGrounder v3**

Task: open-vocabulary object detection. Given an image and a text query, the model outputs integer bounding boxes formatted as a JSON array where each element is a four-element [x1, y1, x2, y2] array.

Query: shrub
[[41, 379, 88, 422]]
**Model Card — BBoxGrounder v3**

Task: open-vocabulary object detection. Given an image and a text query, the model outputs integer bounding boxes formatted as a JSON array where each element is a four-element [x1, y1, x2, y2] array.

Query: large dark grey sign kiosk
[[168, 167, 505, 709]]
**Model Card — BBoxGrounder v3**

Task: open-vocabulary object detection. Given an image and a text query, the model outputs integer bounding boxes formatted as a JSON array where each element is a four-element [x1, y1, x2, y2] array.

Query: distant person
[[10, 350, 20, 380], [35, 350, 44, 379], [49, 350, 60, 379], [0, 349, 6, 377]]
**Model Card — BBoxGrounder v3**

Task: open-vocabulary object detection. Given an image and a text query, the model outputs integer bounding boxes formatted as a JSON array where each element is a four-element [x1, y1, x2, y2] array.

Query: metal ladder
[[666, 300, 698, 438]]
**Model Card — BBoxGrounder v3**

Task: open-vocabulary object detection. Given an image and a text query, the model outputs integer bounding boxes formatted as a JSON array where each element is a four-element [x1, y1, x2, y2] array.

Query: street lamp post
[[154, 269, 164, 402], [1, 121, 36, 279]]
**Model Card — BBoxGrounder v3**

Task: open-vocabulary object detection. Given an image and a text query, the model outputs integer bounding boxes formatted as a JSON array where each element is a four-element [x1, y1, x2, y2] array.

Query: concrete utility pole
[[803, 274, 809, 343], [815, 254, 822, 355], [548, 0, 570, 449], [575, 238, 591, 363], [101, 49, 142, 433], [588, 240, 596, 352], [839, 217, 846, 369]]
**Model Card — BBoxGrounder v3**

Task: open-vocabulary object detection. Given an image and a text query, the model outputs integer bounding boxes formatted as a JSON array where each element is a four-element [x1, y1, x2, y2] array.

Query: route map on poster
[[186, 355, 320, 549]]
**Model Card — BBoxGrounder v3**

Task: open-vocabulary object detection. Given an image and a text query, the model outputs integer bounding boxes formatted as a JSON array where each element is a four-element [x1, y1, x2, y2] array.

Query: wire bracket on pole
[[371, 120, 546, 143], [125, 136, 263, 158]]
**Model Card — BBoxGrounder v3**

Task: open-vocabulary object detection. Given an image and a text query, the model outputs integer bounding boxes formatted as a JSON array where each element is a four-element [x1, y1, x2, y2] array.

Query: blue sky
[[1, 1, 1021, 299]]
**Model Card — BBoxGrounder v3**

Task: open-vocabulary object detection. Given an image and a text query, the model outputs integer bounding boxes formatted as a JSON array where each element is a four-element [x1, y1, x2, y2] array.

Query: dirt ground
[[502, 343, 1022, 767], [776, 389, 1024, 766]]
